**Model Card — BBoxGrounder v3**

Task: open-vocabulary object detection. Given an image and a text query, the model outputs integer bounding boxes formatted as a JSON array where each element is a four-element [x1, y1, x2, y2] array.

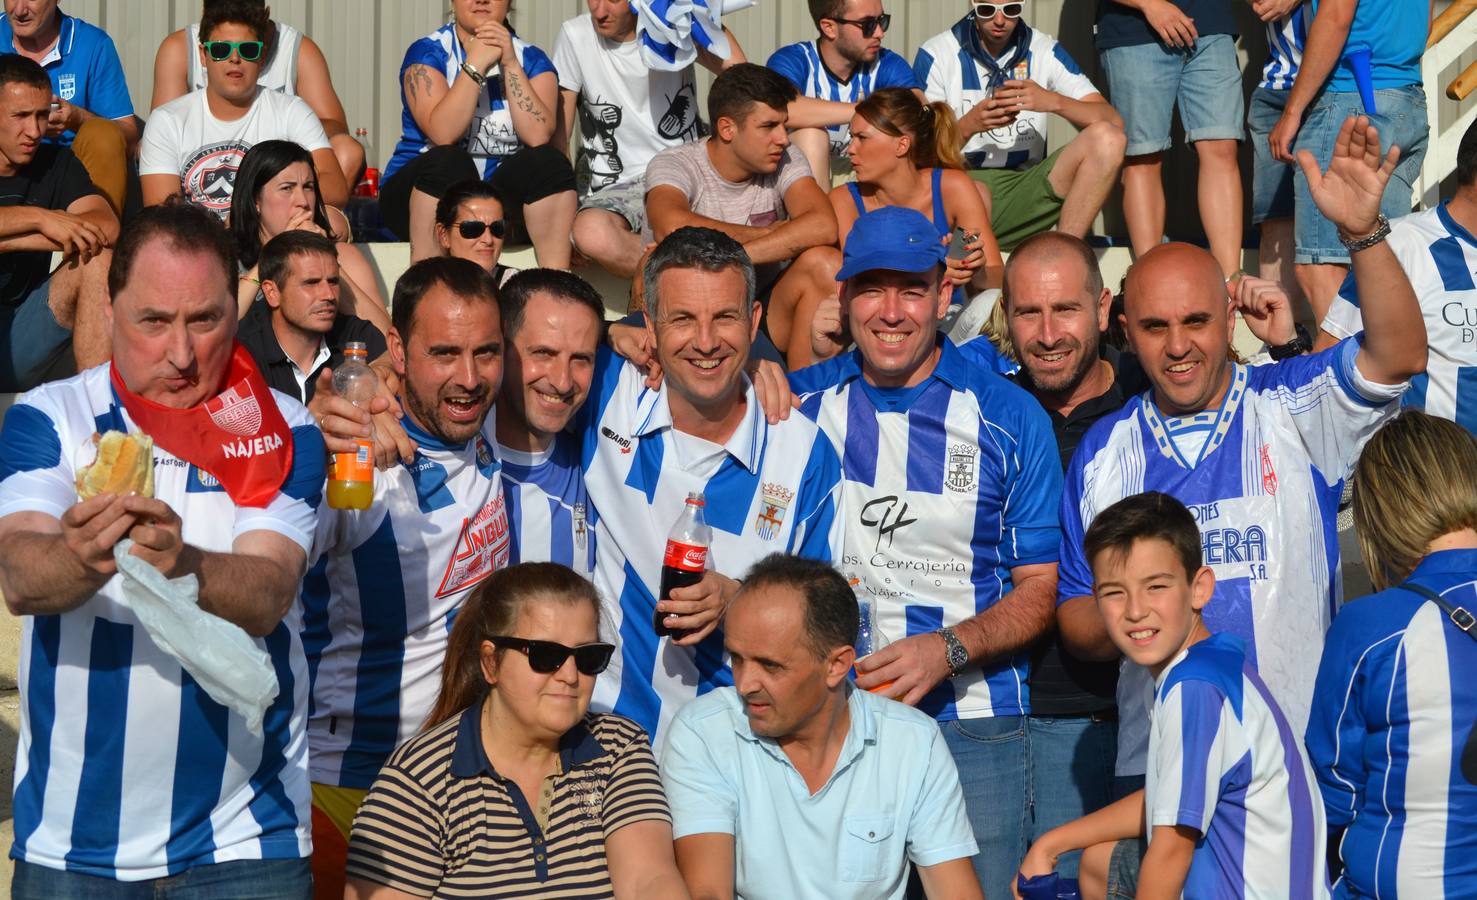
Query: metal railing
[[1417, 0, 1477, 207]]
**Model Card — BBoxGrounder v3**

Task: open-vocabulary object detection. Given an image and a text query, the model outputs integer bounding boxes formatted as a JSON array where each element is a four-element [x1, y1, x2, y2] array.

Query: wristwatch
[[938, 627, 969, 678], [1338, 214, 1391, 253], [460, 61, 488, 87], [1269, 323, 1312, 361]]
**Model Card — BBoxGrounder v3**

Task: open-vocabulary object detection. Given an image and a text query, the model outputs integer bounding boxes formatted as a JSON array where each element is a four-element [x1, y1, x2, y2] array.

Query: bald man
[[1046, 118, 1424, 893]]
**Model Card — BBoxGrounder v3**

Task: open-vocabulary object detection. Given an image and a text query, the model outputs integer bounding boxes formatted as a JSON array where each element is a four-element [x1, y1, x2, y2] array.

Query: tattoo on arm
[[405, 65, 435, 103], [503, 68, 546, 125]]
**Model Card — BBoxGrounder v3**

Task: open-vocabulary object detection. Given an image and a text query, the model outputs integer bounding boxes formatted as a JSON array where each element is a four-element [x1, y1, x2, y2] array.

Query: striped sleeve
[[600, 728, 673, 838], [1305, 616, 1375, 827], [345, 761, 448, 897], [1150, 679, 1247, 835]]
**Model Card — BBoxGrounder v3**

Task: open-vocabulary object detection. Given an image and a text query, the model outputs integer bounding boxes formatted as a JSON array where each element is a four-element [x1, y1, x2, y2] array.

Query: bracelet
[[1268, 322, 1312, 361], [460, 61, 487, 87], [1337, 214, 1391, 253]]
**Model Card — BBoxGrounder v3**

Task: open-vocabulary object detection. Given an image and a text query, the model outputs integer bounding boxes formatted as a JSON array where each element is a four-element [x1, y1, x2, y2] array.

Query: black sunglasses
[[201, 40, 265, 62], [492, 637, 615, 675], [456, 219, 507, 240], [828, 13, 891, 37], [972, 2, 1025, 19]]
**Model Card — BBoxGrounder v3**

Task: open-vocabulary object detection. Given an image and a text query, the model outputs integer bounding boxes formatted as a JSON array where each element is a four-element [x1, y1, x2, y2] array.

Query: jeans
[[1247, 87, 1297, 224], [941, 715, 1028, 900], [1101, 34, 1245, 156], [11, 858, 314, 899], [1027, 715, 1119, 878], [0, 273, 72, 392]]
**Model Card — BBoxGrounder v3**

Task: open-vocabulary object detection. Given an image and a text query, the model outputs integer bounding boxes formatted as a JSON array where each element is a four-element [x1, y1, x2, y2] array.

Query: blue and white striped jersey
[[1260, 7, 1309, 91], [914, 18, 1099, 171], [581, 349, 844, 751], [766, 40, 920, 160], [300, 415, 509, 789], [499, 431, 595, 579], [792, 339, 1063, 721], [1148, 633, 1330, 899], [1306, 549, 1477, 899], [1061, 341, 1404, 775], [1324, 204, 1477, 435], [385, 22, 557, 182], [0, 364, 324, 880]]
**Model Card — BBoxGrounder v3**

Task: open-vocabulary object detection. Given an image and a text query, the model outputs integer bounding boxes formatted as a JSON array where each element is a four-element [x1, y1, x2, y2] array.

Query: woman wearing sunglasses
[[434, 179, 519, 288], [344, 563, 688, 900], [381, 0, 577, 270], [229, 140, 388, 331]]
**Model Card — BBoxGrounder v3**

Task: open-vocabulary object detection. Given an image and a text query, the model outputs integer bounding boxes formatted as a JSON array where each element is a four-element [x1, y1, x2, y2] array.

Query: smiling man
[[790, 205, 1063, 899], [298, 256, 511, 899]]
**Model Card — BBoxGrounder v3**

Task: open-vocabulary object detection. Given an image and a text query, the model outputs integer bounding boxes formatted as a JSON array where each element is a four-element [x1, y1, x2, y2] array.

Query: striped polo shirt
[[346, 707, 669, 898], [766, 40, 920, 160]]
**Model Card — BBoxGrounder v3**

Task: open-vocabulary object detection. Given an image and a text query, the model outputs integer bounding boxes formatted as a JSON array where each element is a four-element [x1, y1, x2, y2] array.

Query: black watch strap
[[1269, 323, 1312, 361]]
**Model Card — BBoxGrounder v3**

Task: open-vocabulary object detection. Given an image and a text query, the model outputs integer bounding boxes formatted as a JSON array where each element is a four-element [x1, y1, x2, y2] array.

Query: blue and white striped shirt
[[0, 364, 324, 880], [385, 22, 557, 182], [499, 431, 595, 579], [792, 339, 1063, 721], [1324, 204, 1477, 437], [1148, 633, 1330, 899], [1306, 549, 1477, 899], [301, 414, 509, 789], [1259, 6, 1310, 91], [1061, 342, 1404, 775], [766, 40, 920, 160], [582, 349, 844, 751]]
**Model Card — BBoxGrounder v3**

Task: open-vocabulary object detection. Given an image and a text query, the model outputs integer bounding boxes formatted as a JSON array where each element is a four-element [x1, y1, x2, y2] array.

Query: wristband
[[1337, 214, 1391, 253], [460, 61, 487, 87]]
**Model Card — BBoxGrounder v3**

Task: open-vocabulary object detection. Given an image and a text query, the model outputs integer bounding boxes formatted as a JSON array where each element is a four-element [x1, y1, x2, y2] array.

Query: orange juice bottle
[[326, 342, 375, 510]]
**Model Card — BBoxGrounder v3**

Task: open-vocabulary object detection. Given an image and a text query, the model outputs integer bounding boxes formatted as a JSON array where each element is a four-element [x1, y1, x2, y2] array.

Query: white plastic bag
[[112, 540, 279, 736]]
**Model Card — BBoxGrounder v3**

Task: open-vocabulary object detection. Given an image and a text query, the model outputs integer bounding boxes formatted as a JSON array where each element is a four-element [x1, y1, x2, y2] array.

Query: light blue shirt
[[1313, 0, 1423, 92], [0, 10, 134, 146], [661, 686, 978, 900]]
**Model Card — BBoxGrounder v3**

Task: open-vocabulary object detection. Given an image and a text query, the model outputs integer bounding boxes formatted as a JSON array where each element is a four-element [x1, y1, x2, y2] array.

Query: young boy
[[1017, 491, 1329, 899]]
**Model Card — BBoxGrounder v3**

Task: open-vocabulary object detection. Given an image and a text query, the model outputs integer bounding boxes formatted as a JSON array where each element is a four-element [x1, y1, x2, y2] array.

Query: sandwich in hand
[[76, 431, 155, 499]]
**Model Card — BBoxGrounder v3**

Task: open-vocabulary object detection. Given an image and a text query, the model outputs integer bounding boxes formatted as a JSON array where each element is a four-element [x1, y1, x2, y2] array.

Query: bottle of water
[[326, 342, 376, 510]]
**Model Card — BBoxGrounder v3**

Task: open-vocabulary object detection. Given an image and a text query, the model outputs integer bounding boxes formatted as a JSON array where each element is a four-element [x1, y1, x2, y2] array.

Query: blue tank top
[[847, 169, 964, 305]]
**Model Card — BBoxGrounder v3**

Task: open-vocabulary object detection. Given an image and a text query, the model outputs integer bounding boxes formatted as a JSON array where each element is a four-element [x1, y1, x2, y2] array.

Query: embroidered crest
[[754, 482, 794, 541], [1259, 443, 1278, 496], [205, 383, 263, 436], [945, 443, 978, 493], [573, 502, 588, 549], [58, 74, 76, 101], [476, 438, 493, 469], [196, 467, 219, 489]]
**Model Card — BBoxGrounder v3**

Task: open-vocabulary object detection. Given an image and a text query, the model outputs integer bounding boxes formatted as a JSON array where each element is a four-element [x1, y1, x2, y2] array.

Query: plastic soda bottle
[[326, 342, 375, 510], [655, 492, 711, 639]]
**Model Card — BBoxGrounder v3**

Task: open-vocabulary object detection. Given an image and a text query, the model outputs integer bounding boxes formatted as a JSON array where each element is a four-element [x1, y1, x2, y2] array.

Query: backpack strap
[[1399, 580, 1477, 641]]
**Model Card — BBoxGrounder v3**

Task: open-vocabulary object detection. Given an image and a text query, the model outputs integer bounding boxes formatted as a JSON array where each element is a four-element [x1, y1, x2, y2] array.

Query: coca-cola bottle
[[655, 492, 711, 639]]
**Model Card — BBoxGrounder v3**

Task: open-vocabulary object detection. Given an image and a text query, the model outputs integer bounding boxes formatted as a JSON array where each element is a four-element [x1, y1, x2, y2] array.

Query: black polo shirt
[[237, 298, 387, 405], [1016, 346, 1149, 716]]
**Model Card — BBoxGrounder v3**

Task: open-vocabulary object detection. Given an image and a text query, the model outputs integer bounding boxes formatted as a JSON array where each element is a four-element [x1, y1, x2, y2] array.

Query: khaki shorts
[[969, 146, 1066, 250], [579, 179, 647, 233]]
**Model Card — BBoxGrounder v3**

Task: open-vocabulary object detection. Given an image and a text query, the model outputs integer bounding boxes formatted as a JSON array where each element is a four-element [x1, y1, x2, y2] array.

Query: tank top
[[187, 21, 302, 95], [847, 169, 963, 304]]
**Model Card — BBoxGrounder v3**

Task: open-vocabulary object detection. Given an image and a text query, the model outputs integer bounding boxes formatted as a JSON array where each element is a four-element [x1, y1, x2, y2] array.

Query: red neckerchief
[[110, 343, 294, 508]]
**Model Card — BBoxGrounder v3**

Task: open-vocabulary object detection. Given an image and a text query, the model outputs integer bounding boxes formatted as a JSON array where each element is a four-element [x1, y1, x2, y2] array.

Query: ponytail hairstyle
[[423, 563, 603, 731], [854, 87, 968, 172]]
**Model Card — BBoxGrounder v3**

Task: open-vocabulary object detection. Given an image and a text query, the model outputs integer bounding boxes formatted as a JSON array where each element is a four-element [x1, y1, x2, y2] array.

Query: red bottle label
[[663, 541, 708, 572]]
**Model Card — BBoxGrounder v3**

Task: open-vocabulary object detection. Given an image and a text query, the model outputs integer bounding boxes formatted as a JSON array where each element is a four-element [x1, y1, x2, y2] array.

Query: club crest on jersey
[[1259, 443, 1278, 496], [59, 74, 76, 101], [476, 438, 493, 469], [755, 482, 794, 541], [573, 502, 588, 548], [207, 382, 263, 436], [438, 495, 510, 598], [945, 443, 978, 493]]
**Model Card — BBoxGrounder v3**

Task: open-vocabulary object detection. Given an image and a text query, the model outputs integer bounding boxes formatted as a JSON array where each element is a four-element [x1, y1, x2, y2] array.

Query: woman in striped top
[[344, 563, 688, 899]]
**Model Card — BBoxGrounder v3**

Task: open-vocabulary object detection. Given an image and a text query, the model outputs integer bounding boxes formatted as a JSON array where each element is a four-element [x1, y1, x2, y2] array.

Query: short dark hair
[[642, 227, 756, 320], [0, 54, 51, 94], [108, 199, 236, 300], [1004, 231, 1104, 306], [391, 256, 500, 341], [258, 230, 337, 290], [436, 179, 506, 230], [808, 0, 848, 26], [740, 554, 858, 658], [707, 63, 797, 128], [1083, 491, 1204, 583], [1458, 117, 1477, 190], [201, 0, 269, 43], [499, 268, 606, 342]]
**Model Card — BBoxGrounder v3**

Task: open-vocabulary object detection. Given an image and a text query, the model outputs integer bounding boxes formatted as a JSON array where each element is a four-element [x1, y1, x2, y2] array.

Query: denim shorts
[[579, 178, 647, 233], [12, 858, 313, 899], [1106, 835, 1147, 899], [1247, 87, 1297, 223], [0, 272, 73, 392], [1293, 84, 1428, 264], [1101, 33, 1245, 156]]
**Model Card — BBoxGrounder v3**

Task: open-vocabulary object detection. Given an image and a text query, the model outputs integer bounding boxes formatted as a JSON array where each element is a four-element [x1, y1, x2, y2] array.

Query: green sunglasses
[[201, 40, 265, 63]]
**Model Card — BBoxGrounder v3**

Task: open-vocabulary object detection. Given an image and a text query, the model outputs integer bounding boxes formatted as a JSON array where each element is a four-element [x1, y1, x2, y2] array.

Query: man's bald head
[[1123, 243, 1225, 312], [1005, 231, 1103, 303]]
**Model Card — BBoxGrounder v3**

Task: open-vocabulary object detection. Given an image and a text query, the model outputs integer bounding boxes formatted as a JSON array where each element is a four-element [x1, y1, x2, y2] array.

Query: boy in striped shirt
[[1019, 491, 1329, 899]]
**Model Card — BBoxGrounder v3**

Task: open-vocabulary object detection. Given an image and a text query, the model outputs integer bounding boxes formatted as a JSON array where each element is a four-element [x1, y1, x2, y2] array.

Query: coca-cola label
[[663, 541, 707, 572]]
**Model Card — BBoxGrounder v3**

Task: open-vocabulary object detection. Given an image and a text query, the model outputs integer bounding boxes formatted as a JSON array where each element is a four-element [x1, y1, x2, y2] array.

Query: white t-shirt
[[551, 14, 702, 196], [139, 88, 330, 218]]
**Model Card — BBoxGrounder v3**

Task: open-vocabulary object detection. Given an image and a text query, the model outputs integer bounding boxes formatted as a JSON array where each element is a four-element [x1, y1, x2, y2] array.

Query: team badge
[[58, 74, 76, 101], [197, 467, 219, 488], [754, 482, 794, 541], [206, 382, 262, 436], [476, 438, 493, 469], [1259, 443, 1278, 496], [573, 502, 588, 549], [945, 443, 978, 493]]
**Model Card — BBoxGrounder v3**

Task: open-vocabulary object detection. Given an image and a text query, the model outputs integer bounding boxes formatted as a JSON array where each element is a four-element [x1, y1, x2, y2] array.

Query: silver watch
[[938, 627, 969, 678]]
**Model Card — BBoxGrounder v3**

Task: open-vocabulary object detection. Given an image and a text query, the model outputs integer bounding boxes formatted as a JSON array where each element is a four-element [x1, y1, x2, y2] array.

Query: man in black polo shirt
[[238, 230, 385, 404]]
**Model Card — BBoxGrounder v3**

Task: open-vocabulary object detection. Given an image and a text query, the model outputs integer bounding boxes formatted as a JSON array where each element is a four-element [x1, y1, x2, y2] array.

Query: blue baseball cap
[[836, 206, 947, 282]]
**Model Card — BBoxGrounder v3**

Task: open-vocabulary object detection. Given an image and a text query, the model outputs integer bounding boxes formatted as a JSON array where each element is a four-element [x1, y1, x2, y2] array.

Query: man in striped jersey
[[790, 205, 1064, 900], [582, 226, 844, 752], [1246, 0, 1311, 308], [494, 268, 602, 577], [1320, 120, 1477, 435], [766, 0, 921, 185], [0, 203, 325, 895], [1055, 118, 1424, 859], [298, 257, 510, 897]]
